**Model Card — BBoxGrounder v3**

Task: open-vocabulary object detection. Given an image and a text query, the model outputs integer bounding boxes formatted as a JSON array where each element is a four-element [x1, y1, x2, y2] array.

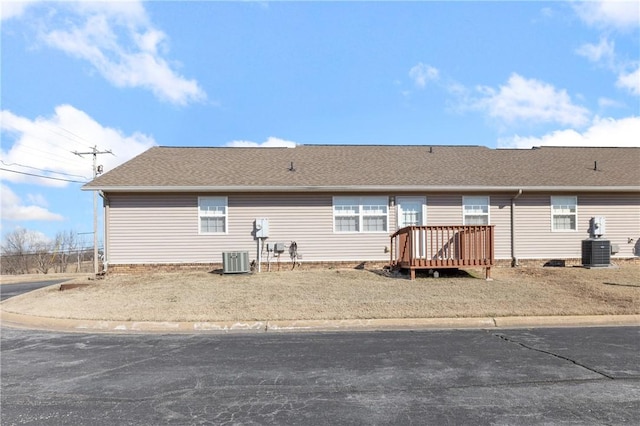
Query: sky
[[1, 0, 639, 246]]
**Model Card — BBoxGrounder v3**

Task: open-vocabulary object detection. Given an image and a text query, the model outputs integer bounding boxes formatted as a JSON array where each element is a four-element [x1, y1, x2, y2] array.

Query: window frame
[[462, 196, 490, 225], [333, 196, 389, 233], [550, 195, 578, 232], [198, 196, 228, 235]]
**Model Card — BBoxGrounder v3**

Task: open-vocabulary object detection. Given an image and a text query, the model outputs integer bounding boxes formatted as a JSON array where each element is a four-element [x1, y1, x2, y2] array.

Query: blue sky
[[1, 0, 639, 245]]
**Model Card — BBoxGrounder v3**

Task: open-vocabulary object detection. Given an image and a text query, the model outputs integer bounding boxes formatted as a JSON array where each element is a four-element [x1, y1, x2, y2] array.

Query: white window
[[362, 197, 388, 232], [334, 196, 388, 233], [199, 196, 227, 234], [463, 196, 490, 225], [334, 197, 360, 232], [551, 196, 577, 231]]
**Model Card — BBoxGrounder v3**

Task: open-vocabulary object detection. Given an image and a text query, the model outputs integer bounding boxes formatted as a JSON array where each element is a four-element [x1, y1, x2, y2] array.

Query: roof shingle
[[83, 145, 640, 192]]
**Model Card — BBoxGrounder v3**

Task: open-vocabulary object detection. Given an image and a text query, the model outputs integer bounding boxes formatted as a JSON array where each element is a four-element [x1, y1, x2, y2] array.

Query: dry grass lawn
[[2, 264, 639, 322]]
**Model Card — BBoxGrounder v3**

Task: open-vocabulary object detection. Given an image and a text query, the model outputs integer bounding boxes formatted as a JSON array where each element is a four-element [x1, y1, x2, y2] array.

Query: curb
[[267, 317, 498, 332], [1, 310, 638, 334], [494, 315, 640, 328]]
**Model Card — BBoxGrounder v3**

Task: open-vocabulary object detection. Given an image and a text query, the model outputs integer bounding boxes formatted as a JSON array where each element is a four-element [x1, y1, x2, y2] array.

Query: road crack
[[493, 333, 615, 380]]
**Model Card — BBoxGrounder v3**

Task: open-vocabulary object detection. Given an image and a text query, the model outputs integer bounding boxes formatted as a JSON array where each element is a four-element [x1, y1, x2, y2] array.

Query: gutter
[[81, 185, 640, 193], [511, 189, 523, 267]]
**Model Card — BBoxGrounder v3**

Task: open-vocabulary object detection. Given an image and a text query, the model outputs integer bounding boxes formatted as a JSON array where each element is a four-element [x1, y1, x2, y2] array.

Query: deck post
[[485, 266, 492, 281]]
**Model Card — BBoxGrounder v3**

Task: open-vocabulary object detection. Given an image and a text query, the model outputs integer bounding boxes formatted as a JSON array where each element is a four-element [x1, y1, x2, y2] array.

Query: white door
[[397, 196, 426, 258], [397, 197, 426, 228]]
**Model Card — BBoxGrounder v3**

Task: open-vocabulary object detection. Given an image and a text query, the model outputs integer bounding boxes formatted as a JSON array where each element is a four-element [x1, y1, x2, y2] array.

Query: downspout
[[511, 189, 523, 267], [99, 191, 109, 273]]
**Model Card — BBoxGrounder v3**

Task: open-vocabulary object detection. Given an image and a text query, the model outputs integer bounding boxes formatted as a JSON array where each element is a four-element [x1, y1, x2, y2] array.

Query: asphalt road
[[1, 326, 639, 425], [0, 280, 67, 301]]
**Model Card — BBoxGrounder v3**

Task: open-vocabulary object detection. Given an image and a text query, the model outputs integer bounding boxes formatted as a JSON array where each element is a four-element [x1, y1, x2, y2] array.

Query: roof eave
[[82, 185, 640, 193]]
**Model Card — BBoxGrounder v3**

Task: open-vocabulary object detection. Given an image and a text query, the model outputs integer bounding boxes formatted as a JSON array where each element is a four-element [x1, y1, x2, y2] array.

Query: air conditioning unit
[[581, 239, 611, 268], [222, 251, 250, 274]]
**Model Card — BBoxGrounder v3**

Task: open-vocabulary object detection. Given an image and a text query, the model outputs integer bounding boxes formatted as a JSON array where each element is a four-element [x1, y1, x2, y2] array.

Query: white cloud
[[574, 0, 640, 31], [575, 38, 639, 97], [409, 63, 440, 88], [0, 0, 39, 21], [73, 1, 149, 25], [226, 137, 298, 148], [540, 7, 554, 19], [1, 105, 156, 187], [598, 97, 624, 108], [26, 193, 49, 207], [616, 65, 640, 95], [33, 1, 206, 105], [1, 184, 64, 222], [576, 37, 615, 65], [497, 116, 640, 148], [472, 74, 590, 127]]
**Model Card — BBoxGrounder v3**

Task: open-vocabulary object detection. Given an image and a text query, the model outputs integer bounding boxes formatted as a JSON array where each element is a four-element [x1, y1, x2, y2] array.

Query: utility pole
[[74, 145, 113, 276]]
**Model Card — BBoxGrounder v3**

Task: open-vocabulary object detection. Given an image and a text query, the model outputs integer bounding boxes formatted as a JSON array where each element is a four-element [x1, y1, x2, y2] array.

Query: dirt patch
[[1, 265, 638, 322]]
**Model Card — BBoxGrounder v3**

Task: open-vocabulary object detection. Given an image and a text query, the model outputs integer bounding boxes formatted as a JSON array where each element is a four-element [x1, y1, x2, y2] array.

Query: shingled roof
[[83, 145, 640, 192]]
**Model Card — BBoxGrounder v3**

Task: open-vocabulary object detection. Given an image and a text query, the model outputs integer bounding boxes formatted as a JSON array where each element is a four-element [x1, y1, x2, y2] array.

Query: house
[[83, 145, 640, 273]]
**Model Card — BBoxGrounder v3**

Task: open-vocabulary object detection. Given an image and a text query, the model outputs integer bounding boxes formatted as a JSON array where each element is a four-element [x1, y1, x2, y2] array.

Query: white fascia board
[[82, 185, 640, 193]]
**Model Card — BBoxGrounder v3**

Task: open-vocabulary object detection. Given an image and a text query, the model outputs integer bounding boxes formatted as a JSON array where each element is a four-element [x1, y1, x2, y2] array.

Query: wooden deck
[[390, 225, 495, 280]]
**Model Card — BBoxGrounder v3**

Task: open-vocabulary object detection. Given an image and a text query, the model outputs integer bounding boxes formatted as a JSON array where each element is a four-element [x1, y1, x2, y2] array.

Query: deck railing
[[390, 225, 495, 280]]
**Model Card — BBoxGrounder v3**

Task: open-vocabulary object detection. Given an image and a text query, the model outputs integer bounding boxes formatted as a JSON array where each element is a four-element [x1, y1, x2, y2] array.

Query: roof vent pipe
[[288, 161, 296, 172], [594, 161, 598, 171]]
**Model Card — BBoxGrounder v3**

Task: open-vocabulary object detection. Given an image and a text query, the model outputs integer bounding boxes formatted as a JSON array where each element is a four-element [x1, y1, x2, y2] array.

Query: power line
[[2, 111, 111, 171], [8, 142, 83, 168], [0, 168, 88, 183], [0, 160, 90, 179], [41, 122, 92, 146], [3, 119, 91, 149], [73, 146, 115, 176], [2, 122, 93, 167]]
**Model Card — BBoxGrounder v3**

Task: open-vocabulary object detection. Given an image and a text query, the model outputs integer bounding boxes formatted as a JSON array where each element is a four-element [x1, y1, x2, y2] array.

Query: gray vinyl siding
[[107, 194, 197, 264], [513, 193, 639, 259], [422, 194, 511, 260], [107, 193, 393, 264], [105, 191, 639, 265], [488, 195, 513, 260], [235, 193, 392, 263], [424, 195, 462, 225]]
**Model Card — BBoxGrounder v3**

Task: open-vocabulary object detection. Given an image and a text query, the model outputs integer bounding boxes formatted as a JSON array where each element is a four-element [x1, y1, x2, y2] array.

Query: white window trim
[[462, 196, 490, 225], [198, 196, 228, 235], [396, 196, 427, 228], [333, 196, 389, 233], [550, 195, 578, 232]]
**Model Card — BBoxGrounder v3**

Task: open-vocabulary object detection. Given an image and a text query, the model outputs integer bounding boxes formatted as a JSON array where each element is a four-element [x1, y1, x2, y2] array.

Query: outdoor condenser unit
[[581, 239, 611, 268], [222, 251, 250, 274]]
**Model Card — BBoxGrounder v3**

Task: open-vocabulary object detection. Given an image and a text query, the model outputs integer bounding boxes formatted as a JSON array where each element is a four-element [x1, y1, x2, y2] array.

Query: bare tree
[[54, 230, 77, 273], [0, 228, 64, 275], [1, 228, 31, 274], [33, 239, 56, 274], [0, 253, 20, 274]]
